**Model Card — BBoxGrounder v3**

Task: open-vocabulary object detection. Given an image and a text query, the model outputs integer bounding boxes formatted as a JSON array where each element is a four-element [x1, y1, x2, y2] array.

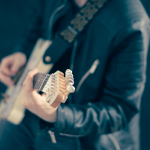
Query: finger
[[0, 72, 14, 86], [0, 67, 12, 76], [10, 60, 24, 75], [23, 68, 38, 87], [26, 68, 39, 92], [0, 58, 14, 76]]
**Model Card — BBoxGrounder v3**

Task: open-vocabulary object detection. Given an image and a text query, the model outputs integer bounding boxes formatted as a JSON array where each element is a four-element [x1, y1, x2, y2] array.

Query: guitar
[[0, 38, 75, 125]]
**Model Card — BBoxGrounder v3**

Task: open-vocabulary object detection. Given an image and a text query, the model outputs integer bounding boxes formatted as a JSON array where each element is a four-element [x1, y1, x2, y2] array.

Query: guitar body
[[0, 38, 53, 125]]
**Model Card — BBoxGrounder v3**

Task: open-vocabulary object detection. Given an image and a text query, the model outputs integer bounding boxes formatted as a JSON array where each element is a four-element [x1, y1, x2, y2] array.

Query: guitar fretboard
[[33, 73, 50, 91]]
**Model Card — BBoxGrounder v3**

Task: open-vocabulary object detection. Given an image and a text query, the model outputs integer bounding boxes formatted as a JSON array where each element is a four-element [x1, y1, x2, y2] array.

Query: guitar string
[[33, 73, 62, 90], [34, 75, 51, 90]]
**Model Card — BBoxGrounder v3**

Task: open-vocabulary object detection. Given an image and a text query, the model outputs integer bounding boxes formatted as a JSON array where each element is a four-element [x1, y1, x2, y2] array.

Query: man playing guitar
[[0, 0, 150, 149]]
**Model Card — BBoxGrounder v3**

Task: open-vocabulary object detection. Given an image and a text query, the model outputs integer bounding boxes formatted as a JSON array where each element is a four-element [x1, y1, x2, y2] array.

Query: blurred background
[[0, 0, 149, 149]]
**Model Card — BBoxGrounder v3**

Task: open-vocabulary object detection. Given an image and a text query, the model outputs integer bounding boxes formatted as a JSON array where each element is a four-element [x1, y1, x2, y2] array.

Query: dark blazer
[[14, 0, 150, 149]]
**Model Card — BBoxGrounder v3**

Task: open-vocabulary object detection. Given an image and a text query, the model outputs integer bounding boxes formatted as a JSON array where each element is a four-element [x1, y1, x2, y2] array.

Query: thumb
[[41, 93, 46, 98], [11, 60, 23, 74]]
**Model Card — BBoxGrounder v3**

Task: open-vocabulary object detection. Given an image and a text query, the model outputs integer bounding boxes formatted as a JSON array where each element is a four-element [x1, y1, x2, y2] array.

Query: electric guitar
[[0, 38, 75, 125]]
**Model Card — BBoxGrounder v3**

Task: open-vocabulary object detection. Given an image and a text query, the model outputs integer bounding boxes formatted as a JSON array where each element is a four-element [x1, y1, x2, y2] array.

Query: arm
[[12, 0, 43, 58], [22, 21, 150, 136], [41, 21, 150, 136], [0, 0, 43, 86]]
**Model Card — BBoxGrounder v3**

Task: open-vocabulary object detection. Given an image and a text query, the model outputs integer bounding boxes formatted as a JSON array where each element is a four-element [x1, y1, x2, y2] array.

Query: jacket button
[[45, 56, 51, 62]]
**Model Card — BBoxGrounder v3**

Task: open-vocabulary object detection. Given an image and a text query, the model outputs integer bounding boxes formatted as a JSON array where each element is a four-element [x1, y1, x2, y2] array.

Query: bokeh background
[[0, 0, 150, 149]]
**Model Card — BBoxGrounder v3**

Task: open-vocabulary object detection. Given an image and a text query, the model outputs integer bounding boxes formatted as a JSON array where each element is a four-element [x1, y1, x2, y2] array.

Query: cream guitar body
[[0, 39, 53, 124]]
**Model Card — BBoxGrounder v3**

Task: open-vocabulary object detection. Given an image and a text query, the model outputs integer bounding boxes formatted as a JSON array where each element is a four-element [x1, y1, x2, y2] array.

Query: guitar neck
[[29, 70, 75, 108], [33, 73, 50, 91]]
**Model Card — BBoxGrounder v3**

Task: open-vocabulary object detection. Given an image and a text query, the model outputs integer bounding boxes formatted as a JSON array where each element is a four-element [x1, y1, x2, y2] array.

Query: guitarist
[[0, 0, 150, 149]]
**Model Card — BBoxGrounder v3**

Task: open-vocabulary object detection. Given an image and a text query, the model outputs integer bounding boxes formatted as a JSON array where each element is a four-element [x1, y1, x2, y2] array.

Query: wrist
[[40, 119, 55, 131], [48, 109, 57, 123]]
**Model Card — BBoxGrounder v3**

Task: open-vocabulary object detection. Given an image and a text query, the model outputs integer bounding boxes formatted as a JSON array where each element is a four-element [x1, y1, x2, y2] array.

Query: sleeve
[[40, 21, 150, 136], [12, 0, 44, 58]]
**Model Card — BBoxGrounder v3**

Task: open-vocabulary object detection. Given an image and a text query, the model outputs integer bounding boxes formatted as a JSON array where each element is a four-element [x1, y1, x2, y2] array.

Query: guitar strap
[[43, 0, 108, 64]]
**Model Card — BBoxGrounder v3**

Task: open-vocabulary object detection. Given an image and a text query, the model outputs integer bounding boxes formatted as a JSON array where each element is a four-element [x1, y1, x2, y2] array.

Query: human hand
[[0, 52, 26, 86], [22, 68, 57, 123]]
